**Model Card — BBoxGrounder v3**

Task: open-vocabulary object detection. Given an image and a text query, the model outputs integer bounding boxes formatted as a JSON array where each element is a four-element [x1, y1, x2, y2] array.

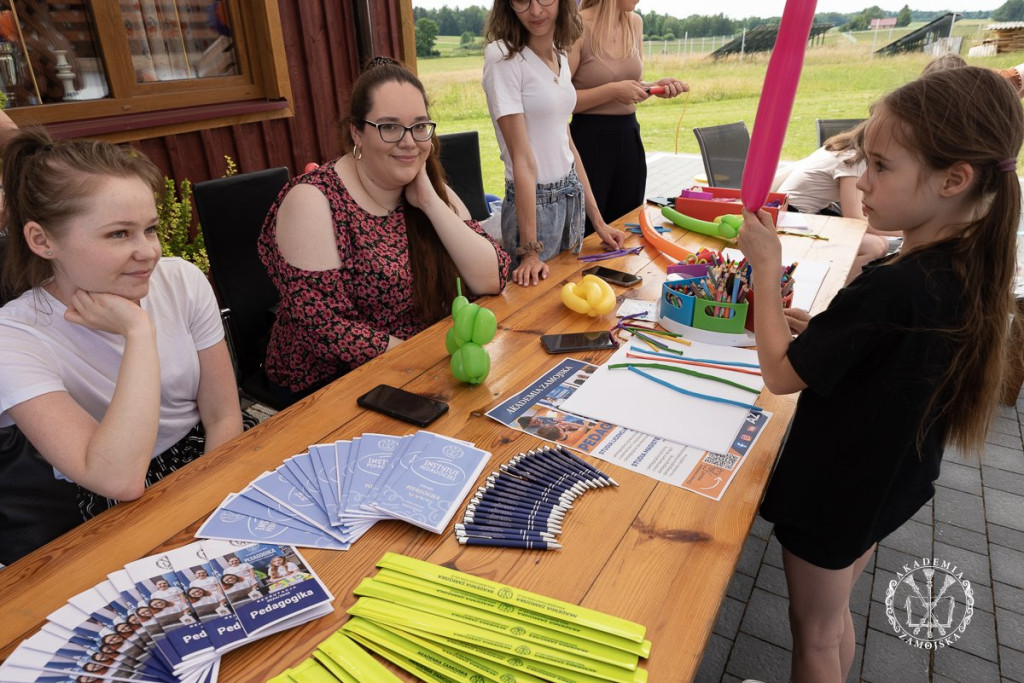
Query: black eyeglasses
[[510, 0, 556, 12], [363, 119, 437, 143]]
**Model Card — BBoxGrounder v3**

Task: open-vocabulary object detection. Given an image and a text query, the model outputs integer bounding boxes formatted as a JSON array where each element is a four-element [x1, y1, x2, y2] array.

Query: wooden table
[[0, 208, 865, 681]]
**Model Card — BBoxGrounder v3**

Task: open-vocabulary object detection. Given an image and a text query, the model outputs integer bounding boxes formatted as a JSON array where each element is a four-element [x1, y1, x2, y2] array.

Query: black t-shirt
[[760, 242, 964, 559]]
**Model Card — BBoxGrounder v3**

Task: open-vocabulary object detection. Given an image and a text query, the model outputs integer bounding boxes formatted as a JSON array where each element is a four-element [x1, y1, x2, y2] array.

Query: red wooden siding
[[135, 0, 404, 184]]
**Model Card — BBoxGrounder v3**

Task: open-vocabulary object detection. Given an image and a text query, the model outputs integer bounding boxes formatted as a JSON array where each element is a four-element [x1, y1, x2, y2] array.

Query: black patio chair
[[692, 122, 749, 189], [815, 118, 866, 147], [193, 166, 290, 410], [438, 131, 491, 221]]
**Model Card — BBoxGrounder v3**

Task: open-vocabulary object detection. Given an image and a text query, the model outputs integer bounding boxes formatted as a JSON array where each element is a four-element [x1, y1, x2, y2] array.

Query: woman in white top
[[483, 0, 626, 286], [0, 129, 245, 549]]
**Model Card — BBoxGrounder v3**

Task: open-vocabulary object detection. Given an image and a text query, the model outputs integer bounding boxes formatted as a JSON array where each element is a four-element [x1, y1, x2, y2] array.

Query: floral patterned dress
[[257, 161, 509, 393]]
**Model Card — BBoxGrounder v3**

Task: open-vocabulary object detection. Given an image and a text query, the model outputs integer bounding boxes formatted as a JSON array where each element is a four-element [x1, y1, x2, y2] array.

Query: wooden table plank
[[0, 208, 866, 681]]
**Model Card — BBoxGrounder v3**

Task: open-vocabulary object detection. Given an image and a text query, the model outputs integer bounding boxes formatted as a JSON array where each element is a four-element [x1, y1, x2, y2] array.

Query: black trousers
[[569, 112, 646, 235]]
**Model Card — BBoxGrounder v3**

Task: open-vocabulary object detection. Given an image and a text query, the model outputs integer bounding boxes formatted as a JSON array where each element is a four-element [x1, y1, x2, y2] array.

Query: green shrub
[[156, 177, 209, 274]]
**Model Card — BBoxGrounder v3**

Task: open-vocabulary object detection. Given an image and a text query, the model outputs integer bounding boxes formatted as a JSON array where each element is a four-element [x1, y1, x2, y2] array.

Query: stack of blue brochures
[[0, 540, 332, 683], [197, 431, 491, 550], [455, 446, 617, 550]]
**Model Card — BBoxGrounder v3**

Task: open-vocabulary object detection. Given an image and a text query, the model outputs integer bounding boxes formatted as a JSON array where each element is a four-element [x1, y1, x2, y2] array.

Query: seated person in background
[[771, 122, 897, 285], [258, 57, 510, 401], [0, 129, 246, 563]]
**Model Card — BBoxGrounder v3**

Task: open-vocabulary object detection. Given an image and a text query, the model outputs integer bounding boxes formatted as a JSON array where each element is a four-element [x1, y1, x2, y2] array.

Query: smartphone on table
[[356, 384, 449, 427], [540, 331, 618, 354], [582, 265, 642, 288]]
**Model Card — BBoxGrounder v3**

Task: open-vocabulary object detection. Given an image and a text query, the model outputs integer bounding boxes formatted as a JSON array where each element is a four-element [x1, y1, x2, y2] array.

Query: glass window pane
[[121, 0, 239, 84], [0, 1, 110, 107]]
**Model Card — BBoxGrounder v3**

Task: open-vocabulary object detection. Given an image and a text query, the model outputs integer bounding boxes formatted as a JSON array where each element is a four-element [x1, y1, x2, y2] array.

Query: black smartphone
[[356, 384, 449, 427], [583, 266, 642, 288], [647, 196, 673, 207], [540, 331, 618, 354]]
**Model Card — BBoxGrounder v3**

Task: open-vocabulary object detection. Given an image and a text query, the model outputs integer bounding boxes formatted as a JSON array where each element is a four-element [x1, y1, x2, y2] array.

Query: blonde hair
[[580, 0, 637, 60]]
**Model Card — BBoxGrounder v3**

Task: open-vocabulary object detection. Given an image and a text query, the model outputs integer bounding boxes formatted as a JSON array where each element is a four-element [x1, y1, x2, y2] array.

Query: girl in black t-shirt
[[737, 67, 1023, 683]]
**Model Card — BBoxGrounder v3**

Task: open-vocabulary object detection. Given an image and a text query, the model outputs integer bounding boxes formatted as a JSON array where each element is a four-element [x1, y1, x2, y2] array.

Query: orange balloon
[[638, 206, 692, 263]]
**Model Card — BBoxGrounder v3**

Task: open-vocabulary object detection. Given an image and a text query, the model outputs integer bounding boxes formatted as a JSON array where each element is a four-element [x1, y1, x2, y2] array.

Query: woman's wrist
[[516, 240, 544, 257]]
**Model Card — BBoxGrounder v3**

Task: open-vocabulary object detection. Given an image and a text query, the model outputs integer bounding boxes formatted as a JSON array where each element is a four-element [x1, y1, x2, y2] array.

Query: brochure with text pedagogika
[[202, 540, 334, 637]]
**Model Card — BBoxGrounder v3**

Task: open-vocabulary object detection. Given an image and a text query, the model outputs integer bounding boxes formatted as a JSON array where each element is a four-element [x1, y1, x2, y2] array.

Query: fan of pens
[[455, 445, 617, 550]]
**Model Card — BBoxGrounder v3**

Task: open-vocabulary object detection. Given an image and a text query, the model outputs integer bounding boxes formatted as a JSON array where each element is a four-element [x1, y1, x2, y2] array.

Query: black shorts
[[772, 523, 871, 570]]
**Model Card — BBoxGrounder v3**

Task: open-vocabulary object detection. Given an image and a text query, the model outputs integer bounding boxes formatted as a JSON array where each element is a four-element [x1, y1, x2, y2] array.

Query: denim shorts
[[501, 168, 584, 267]]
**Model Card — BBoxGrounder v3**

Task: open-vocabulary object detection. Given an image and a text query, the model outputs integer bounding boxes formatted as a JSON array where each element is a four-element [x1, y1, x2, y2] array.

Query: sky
[[411, 0, 997, 20]]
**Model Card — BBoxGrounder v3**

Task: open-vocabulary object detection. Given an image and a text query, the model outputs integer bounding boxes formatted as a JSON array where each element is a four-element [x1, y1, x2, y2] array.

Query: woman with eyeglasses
[[258, 57, 510, 402], [483, 0, 627, 287]]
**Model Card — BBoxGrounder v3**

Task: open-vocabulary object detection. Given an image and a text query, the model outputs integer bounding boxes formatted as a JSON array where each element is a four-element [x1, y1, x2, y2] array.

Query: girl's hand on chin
[[65, 290, 152, 337]]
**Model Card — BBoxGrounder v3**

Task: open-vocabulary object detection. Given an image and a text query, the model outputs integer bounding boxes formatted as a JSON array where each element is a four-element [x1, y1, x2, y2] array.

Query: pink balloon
[[741, 0, 818, 212]]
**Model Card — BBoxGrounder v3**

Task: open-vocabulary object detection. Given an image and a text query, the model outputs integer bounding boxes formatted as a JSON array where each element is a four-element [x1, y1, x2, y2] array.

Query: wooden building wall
[[135, 0, 407, 184]]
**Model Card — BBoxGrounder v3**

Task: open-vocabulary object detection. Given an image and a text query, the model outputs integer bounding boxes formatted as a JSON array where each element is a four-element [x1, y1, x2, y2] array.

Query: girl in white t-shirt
[[482, 0, 626, 286], [0, 129, 246, 557]]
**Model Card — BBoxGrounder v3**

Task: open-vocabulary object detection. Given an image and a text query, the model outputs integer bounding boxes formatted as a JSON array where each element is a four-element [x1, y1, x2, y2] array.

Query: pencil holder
[[692, 297, 749, 334], [659, 278, 701, 327], [744, 288, 794, 333]]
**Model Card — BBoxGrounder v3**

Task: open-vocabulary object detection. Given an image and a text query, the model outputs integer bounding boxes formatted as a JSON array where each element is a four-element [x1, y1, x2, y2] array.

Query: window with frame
[[0, 0, 290, 138]]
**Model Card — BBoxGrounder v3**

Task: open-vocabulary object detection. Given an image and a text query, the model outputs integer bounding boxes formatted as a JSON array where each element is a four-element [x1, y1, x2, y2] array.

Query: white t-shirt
[[0, 258, 223, 461], [482, 40, 576, 183], [777, 146, 866, 214]]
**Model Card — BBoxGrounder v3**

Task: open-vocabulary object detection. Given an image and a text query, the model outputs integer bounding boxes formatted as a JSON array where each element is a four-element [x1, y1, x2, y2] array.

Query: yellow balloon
[[561, 274, 616, 317]]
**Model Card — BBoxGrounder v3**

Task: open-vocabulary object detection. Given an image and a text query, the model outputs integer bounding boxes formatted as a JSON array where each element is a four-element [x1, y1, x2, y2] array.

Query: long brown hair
[[485, 0, 583, 58], [339, 57, 459, 323], [876, 66, 1023, 456], [1, 128, 162, 302]]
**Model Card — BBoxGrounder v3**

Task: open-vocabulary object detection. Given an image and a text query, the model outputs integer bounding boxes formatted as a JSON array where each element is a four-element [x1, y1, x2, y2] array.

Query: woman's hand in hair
[[65, 290, 153, 340]]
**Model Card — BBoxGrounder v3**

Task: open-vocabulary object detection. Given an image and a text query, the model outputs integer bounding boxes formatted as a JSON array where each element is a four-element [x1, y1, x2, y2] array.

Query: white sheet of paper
[[776, 211, 809, 229], [559, 337, 763, 454]]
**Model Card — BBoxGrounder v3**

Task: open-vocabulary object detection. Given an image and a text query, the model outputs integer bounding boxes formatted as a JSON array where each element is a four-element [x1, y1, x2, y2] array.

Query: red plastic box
[[674, 187, 788, 223]]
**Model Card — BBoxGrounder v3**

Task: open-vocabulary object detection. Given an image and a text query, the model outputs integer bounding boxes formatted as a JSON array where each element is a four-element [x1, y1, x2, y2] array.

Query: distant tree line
[[412, 3, 998, 48]]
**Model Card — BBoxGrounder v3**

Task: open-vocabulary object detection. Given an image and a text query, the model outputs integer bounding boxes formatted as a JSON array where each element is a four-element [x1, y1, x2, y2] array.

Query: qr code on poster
[[703, 452, 739, 470]]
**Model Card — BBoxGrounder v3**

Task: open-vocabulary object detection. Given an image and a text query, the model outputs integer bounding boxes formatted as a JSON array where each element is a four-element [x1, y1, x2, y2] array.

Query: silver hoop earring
[[353, 145, 363, 161]]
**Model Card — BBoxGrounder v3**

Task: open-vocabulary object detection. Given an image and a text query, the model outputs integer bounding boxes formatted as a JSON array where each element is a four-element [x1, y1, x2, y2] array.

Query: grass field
[[420, 22, 1024, 197]]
